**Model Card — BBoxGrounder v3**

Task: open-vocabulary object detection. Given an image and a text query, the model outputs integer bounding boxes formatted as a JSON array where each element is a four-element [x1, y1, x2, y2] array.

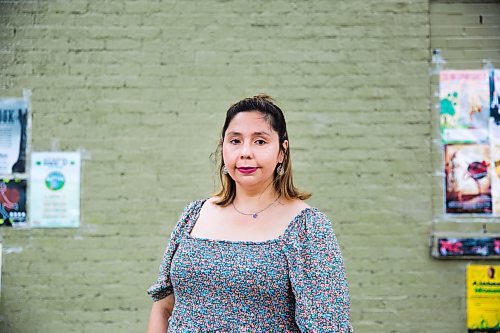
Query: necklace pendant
[[252, 213, 258, 219]]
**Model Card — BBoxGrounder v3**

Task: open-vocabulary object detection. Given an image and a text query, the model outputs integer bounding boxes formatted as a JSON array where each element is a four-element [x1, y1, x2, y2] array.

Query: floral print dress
[[148, 199, 353, 333]]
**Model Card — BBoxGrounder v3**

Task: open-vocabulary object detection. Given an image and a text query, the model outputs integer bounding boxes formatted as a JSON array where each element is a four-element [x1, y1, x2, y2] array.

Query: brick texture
[[0, 0, 497, 332], [427, 2, 500, 330]]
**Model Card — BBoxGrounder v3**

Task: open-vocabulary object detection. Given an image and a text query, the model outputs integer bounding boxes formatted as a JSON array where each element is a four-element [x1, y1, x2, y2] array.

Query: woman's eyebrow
[[226, 131, 271, 137]]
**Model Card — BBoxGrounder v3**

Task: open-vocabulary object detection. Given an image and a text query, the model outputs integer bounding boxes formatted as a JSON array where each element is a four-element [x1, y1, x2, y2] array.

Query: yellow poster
[[467, 265, 500, 332]]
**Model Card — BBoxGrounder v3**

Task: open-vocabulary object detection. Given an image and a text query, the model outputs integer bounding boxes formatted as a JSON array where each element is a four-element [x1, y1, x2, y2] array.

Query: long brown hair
[[213, 94, 311, 206]]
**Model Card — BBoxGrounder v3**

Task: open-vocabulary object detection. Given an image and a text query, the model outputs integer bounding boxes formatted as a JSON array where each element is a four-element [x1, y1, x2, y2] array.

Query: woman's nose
[[240, 142, 252, 158]]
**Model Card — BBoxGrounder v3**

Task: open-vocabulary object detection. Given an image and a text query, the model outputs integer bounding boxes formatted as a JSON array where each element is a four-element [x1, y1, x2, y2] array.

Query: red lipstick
[[237, 167, 257, 174]]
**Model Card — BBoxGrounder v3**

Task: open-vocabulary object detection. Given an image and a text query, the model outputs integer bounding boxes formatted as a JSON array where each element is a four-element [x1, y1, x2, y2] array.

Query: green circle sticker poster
[[29, 152, 81, 228]]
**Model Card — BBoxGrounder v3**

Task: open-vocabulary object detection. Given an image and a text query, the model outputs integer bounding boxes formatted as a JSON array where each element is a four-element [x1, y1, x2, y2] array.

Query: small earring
[[276, 164, 284, 176], [222, 165, 229, 175]]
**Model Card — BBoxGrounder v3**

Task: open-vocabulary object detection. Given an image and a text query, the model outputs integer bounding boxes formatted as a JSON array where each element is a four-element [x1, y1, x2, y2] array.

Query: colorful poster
[[0, 178, 27, 227], [467, 265, 500, 332], [0, 98, 28, 175], [440, 70, 490, 143], [439, 238, 500, 257], [445, 144, 492, 214], [29, 152, 81, 228]]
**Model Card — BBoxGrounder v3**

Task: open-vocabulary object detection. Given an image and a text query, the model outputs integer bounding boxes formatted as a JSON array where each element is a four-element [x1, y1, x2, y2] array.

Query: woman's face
[[222, 111, 287, 192]]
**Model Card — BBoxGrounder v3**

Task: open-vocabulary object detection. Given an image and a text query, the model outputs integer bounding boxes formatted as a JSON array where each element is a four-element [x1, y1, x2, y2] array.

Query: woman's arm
[[146, 294, 175, 333]]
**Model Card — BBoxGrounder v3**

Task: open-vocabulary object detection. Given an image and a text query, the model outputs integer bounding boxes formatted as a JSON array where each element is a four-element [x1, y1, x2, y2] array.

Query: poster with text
[[29, 152, 81, 228], [467, 265, 500, 332], [0, 98, 28, 175], [0, 178, 27, 227], [445, 144, 492, 214], [440, 70, 490, 143]]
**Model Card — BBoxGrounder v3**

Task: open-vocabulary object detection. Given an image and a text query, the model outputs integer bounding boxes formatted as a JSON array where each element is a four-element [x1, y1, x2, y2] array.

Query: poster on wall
[[0, 242, 2, 293], [0, 98, 29, 175], [467, 265, 500, 332], [490, 77, 500, 213], [438, 237, 500, 257], [444, 144, 492, 214], [490, 136, 500, 214], [29, 152, 81, 228], [490, 70, 500, 124], [0, 178, 27, 227], [439, 70, 500, 215], [440, 70, 490, 143]]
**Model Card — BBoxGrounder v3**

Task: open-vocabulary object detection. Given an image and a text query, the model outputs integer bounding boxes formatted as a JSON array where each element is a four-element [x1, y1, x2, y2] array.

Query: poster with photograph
[[29, 152, 81, 228], [440, 70, 490, 143], [467, 265, 500, 333], [438, 237, 500, 257], [0, 178, 27, 227], [444, 144, 492, 214], [0, 98, 28, 175]]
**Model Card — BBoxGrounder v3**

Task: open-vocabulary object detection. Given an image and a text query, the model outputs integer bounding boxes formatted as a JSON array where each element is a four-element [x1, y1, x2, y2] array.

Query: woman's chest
[[170, 238, 290, 300]]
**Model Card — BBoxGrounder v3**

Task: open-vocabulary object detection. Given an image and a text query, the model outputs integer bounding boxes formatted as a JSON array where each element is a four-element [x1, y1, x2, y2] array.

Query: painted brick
[[0, 1, 499, 333]]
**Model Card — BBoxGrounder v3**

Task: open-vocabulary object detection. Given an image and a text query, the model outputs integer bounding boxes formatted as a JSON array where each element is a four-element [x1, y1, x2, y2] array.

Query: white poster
[[0, 98, 28, 175], [29, 152, 81, 228]]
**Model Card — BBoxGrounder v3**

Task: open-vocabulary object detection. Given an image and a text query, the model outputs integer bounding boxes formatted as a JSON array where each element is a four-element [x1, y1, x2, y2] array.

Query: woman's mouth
[[237, 167, 258, 174]]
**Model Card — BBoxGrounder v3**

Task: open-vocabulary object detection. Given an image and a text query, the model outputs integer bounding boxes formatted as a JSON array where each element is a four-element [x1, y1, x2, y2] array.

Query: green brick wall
[[0, 0, 497, 332], [428, 1, 500, 329]]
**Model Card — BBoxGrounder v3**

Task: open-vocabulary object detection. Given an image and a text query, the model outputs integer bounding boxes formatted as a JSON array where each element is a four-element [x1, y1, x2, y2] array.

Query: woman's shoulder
[[282, 201, 334, 240], [172, 198, 206, 232], [288, 198, 311, 212], [182, 198, 207, 212], [172, 199, 203, 222], [180, 196, 225, 224]]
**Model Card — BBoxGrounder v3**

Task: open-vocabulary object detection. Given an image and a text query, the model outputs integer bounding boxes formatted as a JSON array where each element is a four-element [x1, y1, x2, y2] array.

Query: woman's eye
[[255, 139, 266, 145], [230, 139, 241, 144]]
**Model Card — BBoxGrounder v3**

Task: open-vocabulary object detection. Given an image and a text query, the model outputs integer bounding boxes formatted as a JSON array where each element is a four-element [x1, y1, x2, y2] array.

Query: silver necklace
[[232, 197, 280, 219]]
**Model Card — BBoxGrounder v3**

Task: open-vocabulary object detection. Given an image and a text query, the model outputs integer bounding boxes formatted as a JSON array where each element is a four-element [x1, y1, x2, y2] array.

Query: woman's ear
[[279, 140, 289, 163]]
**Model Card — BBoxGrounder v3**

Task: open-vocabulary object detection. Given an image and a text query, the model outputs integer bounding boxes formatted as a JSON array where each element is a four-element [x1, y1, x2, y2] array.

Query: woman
[[147, 94, 353, 332]]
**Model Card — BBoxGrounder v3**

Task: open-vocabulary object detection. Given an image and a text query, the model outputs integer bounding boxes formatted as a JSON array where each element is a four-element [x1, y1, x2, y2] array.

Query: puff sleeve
[[283, 208, 353, 332], [147, 200, 198, 302]]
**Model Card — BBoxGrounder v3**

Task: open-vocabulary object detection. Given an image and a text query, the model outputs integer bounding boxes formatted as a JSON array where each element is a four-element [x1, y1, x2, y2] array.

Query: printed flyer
[[444, 144, 492, 214], [440, 70, 490, 143], [439, 70, 500, 215], [29, 152, 81, 228], [467, 265, 500, 333], [0, 98, 28, 175], [439, 237, 500, 257], [0, 178, 27, 227]]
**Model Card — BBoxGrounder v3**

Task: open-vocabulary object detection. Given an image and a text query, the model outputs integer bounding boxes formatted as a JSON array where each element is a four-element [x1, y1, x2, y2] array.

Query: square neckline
[[185, 198, 315, 245]]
